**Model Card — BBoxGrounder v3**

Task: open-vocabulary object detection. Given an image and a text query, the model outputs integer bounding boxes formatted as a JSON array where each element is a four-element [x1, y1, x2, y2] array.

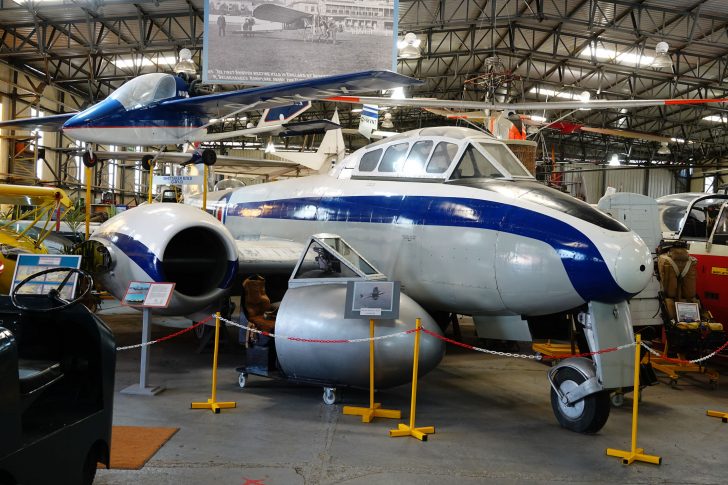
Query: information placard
[[345, 281, 400, 320], [11, 254, 82, 300], [123, 281, 175, 309]]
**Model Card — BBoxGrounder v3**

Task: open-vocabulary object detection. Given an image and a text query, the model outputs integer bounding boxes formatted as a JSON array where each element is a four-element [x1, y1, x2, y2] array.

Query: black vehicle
[[0, 268, 116, 485]]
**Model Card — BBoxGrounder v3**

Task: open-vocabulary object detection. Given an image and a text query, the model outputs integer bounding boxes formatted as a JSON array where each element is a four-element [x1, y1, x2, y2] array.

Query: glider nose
[[613, 234, 653, 296], [64, 99, 123, 129]]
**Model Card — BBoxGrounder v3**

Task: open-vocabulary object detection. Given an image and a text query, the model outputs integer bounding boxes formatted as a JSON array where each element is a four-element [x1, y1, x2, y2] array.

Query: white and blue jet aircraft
[[84, 124, 653, 434]]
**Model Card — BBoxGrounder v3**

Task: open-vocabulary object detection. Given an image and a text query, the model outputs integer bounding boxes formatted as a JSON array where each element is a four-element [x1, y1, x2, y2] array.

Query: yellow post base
[[606, 447, 662, 465], [389, 423, 435, 441], [706, 410, 728, 423], [342, 403, 401, 423], [191, 398, 237, 414]]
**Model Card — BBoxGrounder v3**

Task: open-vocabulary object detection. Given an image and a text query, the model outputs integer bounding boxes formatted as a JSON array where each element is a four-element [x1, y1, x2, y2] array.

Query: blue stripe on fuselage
[[226, 195, 631, 303], [95, 232, 165, 282], [95, 231, 237, 290]]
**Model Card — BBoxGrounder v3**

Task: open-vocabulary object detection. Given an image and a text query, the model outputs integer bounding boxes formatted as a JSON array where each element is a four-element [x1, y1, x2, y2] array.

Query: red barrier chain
[[116, 315, 215, 351]]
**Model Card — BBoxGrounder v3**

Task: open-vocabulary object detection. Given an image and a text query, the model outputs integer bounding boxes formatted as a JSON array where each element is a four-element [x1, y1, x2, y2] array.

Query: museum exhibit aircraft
[[82, 126, 653, 434], [657, 193, 728, 325], [0, 185, 72, 294], [0, 69, 421, 166]]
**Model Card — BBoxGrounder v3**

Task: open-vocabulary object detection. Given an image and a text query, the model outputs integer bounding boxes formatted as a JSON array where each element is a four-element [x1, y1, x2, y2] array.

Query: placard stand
[[121, 307, 165, 396], [120, 281, 175, 396]]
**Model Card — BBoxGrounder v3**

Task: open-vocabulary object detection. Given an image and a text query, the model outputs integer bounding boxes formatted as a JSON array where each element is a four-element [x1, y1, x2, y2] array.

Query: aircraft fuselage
[[207, 174, 651, 317], [63, 98, 204, 146]]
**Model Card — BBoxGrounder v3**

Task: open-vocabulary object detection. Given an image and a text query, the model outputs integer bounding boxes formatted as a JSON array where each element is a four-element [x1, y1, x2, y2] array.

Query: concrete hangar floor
[[95, 308, 727, 485]]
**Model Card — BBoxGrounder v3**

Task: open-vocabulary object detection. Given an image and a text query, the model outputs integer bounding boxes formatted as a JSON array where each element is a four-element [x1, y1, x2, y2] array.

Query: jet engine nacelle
[[89, 203, 238, 317], [274, 284, 445, 388]]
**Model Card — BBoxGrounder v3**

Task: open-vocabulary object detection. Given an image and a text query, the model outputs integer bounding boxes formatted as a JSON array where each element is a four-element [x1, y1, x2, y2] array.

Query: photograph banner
[[204, 0, 398, 84]]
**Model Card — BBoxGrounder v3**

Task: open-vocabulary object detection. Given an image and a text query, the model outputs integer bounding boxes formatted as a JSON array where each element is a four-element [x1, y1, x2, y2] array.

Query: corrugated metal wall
[[560, 165, 676, 203]]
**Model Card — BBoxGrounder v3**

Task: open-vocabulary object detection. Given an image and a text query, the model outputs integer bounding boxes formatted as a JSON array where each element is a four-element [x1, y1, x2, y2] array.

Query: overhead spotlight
[[608, 154, 620, 166], [380, 112, 394, 129], [174, 48, 197, 76], [651, 42, 673, 69], [657, 141, 671, 155], [397, 32, 422, 59]]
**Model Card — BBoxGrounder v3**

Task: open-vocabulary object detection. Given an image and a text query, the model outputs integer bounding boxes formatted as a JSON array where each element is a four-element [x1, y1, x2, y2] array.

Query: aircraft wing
[[235, 238, 306, 274], [199, 119, 340, 142], [253, 3, 313, 23], [160, 70, 421, 117], [0, 113, 76, 132], [330, 95, 728, 111], [88, 150, 300, 168]]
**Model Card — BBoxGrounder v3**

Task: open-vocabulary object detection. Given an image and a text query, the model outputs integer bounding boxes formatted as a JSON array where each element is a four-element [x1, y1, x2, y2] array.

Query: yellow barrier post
[[343, 319, 401, 423], [606, 334, 661, 465], [390, 318, 434, 441], [84, 166, 91, 240], [706, 410, 728, 423], [147, 161, 154, 204], [191, 312, 236, 414]]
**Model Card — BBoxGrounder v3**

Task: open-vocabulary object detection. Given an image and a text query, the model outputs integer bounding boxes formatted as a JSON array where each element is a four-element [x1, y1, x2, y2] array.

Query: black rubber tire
[[550, 367, 610, 434], [201, 148, 217, 165], [82, 151, 97, 168], [141, 155, 154, 171], [81, 446, 98, 485]]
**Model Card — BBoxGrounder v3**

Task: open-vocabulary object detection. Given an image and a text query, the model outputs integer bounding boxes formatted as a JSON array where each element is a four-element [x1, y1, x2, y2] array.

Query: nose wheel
[[322, 387, 339, 405], [550, 367, 610, 434]]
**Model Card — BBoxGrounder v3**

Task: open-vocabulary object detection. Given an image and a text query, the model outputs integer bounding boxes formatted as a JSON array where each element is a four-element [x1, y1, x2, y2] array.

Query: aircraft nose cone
[[64, 99, 123, 129], [614, 234, 653, 295]]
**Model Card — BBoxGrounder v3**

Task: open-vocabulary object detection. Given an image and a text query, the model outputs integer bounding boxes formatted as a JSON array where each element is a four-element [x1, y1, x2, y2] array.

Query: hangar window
[[451, 144, 503, 179], [402, 141, 433, 175], [377, 143, 409, 172], [358, 149, 382, 172], [426, 142, 459, 174]]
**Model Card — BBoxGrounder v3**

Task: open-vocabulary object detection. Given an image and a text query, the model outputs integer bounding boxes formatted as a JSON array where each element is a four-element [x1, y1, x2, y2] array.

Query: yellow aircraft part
[[0, 184, 72, 208], [0, 227, 47, 295]]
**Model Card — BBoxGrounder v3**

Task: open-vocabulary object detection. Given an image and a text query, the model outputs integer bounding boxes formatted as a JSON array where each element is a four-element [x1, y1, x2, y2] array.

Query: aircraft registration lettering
[[711, 267, 728, 275]]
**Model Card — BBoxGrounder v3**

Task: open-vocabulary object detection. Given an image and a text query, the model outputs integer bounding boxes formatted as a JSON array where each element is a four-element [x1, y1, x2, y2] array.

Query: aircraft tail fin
[[273, 110, 345, 172], [358, 104, 379, 139]]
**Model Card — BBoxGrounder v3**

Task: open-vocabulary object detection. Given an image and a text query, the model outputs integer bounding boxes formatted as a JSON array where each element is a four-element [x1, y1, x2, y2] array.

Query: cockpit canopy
[[339, 127, 533, 182], [108, 73, 179, 110]]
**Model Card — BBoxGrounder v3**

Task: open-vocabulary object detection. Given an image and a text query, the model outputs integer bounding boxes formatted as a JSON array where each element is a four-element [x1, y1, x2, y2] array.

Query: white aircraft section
[[598, 192, 663, 327]]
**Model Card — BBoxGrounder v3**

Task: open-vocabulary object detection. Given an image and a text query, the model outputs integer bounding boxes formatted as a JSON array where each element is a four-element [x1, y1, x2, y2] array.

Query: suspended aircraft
[[82, 125, 653, 434], [0, 70, 420, 166], [332, 94, 728, 141]]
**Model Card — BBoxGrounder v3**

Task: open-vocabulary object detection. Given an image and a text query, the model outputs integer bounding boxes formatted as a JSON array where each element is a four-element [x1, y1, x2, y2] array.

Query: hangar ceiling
[[2, 0, 728, 171]]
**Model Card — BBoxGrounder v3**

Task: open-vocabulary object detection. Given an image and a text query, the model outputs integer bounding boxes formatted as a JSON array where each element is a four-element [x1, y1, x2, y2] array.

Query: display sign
[[675, 302, 700, 323], [203, 0, 398, 84], [123, 281, 175, 308], [153, 175, 204, 185], [11, 254, 82, 300], [345, 281, 400, 320]]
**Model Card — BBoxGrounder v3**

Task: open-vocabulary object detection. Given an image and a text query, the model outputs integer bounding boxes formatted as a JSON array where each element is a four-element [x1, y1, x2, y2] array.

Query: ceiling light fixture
[[397, 32, 422, 59], [657, 141, 670, 155], [650, 42, 673, 69]]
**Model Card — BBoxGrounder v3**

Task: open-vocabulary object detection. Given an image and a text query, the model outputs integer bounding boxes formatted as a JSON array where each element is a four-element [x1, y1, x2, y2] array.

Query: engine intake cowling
[[88, 203, 238, 317]]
